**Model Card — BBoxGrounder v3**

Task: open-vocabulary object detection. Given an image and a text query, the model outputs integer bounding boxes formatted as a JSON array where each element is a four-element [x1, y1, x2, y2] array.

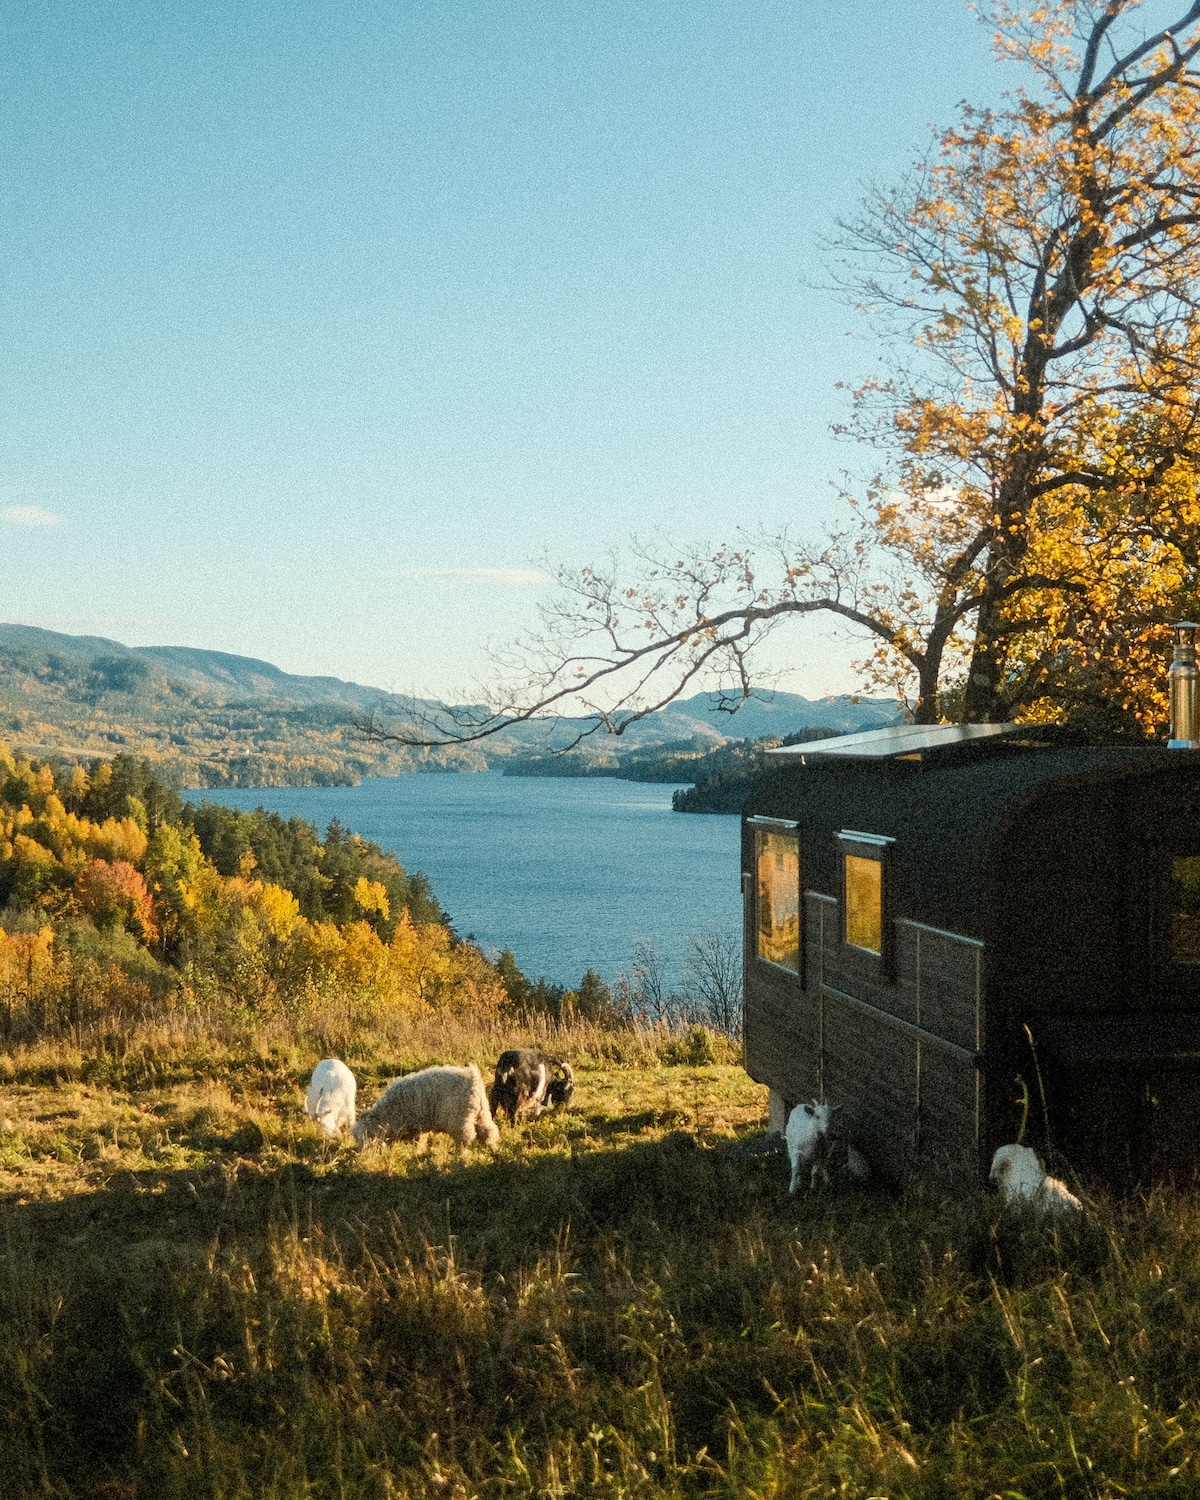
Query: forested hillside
[[0, 625, 492, 787], [0, 623, 898, 789], [0, 742, 515, 1034]]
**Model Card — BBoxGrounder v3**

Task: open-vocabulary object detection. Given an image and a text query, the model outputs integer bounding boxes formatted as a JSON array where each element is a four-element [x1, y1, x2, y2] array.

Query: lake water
[[199, 773, 740, 989]]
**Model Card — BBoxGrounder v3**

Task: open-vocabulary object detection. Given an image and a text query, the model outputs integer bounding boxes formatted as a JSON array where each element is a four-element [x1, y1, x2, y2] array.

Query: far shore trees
[[366, 2, 1200, 745]]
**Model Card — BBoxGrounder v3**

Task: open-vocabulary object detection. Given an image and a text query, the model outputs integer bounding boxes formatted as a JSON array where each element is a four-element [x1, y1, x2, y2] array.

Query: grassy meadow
[[0, 1002, 1198, 1499]]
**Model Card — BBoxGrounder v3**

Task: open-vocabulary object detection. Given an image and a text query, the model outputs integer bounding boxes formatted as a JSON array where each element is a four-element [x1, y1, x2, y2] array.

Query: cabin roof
[[745, 741, 1200, 939], [767, 720, 1020, 759]]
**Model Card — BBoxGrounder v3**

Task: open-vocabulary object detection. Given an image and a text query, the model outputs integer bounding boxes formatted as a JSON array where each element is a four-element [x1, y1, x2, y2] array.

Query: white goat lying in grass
[[786, 1100, 870, 1193], [989, 1143, 1082, 1218], [304, 1058, 357, 1139], [352, 1064, 500, 1153]]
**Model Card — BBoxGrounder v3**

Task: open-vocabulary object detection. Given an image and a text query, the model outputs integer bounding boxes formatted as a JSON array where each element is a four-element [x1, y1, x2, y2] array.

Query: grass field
[[2, 1010, 1200, 1498]]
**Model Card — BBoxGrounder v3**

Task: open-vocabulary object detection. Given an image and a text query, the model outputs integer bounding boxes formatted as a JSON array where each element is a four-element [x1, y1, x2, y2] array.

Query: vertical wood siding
[[744, 891, 984, 1180]]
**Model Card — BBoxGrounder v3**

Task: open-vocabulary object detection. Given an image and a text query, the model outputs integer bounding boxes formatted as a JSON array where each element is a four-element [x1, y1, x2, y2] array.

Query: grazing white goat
[[786, 1100, 832, 1195], [304, 1058, 357, 1139], [352, 1064, 500, 1153], [989, 1143, 1082, 1218]]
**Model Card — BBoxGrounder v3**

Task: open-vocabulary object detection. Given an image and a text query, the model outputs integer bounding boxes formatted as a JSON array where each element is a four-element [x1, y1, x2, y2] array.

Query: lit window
[[756, 829, 800, 973], [1172, 855, 1200, 963], [844, 853, 883, 954]]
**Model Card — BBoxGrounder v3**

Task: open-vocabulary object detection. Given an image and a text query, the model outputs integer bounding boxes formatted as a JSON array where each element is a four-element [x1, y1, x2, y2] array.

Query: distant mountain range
[[3, 626, 422, 713], [598, 689, 896, 745], [0, 622, 899, 787]]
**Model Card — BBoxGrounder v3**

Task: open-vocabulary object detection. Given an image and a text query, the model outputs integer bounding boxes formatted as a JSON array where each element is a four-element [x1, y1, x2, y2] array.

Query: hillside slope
[[0, 624, 475, 786], [0, 623, 898, 787]]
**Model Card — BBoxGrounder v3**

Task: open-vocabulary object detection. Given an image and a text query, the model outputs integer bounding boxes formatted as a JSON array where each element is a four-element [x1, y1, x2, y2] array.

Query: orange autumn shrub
[[72, 860, 158, 943]]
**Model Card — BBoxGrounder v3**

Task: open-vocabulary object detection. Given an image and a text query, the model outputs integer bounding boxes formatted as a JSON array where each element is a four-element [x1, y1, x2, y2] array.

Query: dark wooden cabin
[[741, 722, 1200, 1186]]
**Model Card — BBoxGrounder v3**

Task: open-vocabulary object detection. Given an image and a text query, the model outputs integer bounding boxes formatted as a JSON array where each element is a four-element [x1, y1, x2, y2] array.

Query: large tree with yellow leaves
[[374, 2, 1200, 745]]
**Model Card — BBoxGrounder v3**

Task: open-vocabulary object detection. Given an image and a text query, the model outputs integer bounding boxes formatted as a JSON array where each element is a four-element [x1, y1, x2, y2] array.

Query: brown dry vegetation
[[2, 998, 1200, 1499]]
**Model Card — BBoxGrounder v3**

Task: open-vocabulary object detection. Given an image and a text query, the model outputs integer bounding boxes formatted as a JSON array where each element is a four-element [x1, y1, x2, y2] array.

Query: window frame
[[748, 816, 802, 978], [837, 829, 896, 974]]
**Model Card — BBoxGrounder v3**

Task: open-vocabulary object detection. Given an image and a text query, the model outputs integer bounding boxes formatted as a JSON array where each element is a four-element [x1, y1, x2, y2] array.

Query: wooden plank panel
[[916, 928, 980, 1052], [823, 945, 913, 1024], [919, 1043, 980, 1178], [820, 893, 840, 977], [822, 992, 919, 1183], [895, 924, 920, 1025], [804, 892, 832, 991], [744, 967, 820, 1105]]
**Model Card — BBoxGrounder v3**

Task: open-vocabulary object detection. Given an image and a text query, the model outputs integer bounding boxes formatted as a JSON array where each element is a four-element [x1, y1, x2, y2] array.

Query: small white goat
[[989, 1143, 1081, 1218], [305, 1058, 357, 1139], [786, 1099, 833, 1195], [352, 1063, 500, 1153]]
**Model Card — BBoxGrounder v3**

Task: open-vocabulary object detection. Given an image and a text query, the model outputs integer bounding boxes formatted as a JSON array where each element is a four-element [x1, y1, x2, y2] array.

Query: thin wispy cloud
[[404, 567, 551, 586], [2, 504, 63, 528], [13, 613, 171, 636]]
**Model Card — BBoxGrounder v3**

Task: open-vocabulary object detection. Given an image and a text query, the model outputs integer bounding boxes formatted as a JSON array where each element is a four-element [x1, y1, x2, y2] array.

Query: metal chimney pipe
[[1169, 622, 1200, 749]]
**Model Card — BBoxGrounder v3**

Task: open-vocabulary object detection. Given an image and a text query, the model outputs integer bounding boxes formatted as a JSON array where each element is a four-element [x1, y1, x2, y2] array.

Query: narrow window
[[844, 854, 883, 954], [837, 829, 893, 961], [755, 828, 800, 973], [1172, 855, 1200, 963]]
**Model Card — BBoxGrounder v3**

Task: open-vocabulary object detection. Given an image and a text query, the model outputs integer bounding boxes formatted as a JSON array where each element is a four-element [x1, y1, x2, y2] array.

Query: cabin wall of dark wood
[[822, 993, 920, 1180], [804, 891, 829, 991], [979, 771, 1200, 1180], [742, 962, 820, 1105], [744, 866, 985, 1179], [745, 749, 1200, 1186], [985, 782, 1131, 1019], [920, 1043, 981, 1178], [1112, 776, 1200, 1010], [819, 902, 982, 1060]]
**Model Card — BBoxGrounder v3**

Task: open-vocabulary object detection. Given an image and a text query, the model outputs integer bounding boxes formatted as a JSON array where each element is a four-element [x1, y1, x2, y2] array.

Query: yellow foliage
[[800, 3, 1200, 722], [352, 876, 390, 920], [143, 824, 223, 948], [279, 911, 505, 1019], [0, 925, 56, 992], [254, 882, 302, 942], [225, 878, 303, 943], [0, 740, 504, 1029], [11, 835, 60, 877]]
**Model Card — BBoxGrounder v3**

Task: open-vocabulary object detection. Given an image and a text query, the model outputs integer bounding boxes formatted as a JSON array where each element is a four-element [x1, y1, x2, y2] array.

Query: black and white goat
[[489, 1049, 575, 1124]]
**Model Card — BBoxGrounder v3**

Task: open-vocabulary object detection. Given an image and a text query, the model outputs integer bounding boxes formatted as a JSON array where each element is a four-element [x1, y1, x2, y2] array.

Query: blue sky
[[0, 0, 1006, 699]]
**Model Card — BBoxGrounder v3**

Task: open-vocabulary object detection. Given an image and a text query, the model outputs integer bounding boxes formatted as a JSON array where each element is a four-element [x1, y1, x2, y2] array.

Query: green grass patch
[[1, 1015, 1199, 1497]]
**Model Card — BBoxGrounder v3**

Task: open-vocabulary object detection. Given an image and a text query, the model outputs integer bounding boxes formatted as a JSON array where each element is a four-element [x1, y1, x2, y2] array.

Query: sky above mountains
[[0, 1, 1005, 699]]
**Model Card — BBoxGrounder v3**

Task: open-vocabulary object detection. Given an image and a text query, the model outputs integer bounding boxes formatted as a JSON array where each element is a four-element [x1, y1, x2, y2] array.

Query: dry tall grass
[[2, 996, 1200, 1497]]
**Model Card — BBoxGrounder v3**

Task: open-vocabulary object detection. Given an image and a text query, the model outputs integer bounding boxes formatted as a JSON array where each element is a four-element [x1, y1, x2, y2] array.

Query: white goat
[[305, 1058, 357, 1139], [989, 1143, 1082, 1218], [351, 1064, 500, 1153], [786, 1100, 833, 1195]]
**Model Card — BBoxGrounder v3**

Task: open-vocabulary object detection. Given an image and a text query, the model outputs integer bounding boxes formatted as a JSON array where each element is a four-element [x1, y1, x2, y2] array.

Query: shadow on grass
[[1, 1125, 804, 1270], [5, 1127, 1186, 1500], [0, 1128, 822, 1492]]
